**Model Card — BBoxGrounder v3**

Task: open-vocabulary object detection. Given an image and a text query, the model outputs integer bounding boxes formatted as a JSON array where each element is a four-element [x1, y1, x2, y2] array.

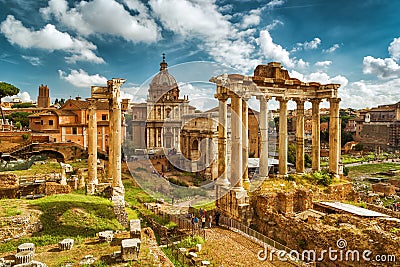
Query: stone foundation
[[217, 188, 252, 224]]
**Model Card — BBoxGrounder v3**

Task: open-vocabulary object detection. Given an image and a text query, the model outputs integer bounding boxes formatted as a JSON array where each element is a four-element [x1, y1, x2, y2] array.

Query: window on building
[[40, 120, 43, 125], [49, 120, 53, 126], [102, 114, 107, 120], [72, 127, 77, 135]]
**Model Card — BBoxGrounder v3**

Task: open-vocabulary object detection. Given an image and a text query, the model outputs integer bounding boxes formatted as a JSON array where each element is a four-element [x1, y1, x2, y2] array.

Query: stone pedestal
[[129, 219, 141, 239], [98, 230, 114, 243], [17, 243, 35, 253], [15, 251, 33, 264], [121, 238, 141, 261], [58, 238, 74, 251]]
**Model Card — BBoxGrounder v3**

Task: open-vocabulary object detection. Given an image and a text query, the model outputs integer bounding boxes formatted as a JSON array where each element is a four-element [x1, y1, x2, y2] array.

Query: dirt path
[[198, 227, 295, 267]]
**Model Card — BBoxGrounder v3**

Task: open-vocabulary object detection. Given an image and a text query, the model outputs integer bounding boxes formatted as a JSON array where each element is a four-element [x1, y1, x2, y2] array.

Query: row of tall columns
[[311, 99, 321, 171], [329, 98, 341, 175], [295, 100, 305, 173], [87, 99, 98, 191], [230, 94, 243, 190], [216, 94, 229, 187], [242, 97, 250, 190], [278, 98, 288, 176]]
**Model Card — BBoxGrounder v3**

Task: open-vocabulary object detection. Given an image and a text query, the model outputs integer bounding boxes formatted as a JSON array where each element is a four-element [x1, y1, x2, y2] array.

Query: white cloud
[[21, 55, 41, 66], [265, 19, 284, 31], [150, 0, 230, 41], [315, 60, 332, 67], [40, 0, 160, 43], [2, 91, 33, 103], [388, 37, 400, 61], [340, 78, 400, 109], [0, 15, 104, 64], [58, 69, 107, 88], [363, 56, 400, 79], [267, 0, 285, 8], [257, 29, 294, 67], [294, 37, 321, 51], [240, 9, 262, 29], [289, 70, 348, 87], [323, 44, 340, 53]]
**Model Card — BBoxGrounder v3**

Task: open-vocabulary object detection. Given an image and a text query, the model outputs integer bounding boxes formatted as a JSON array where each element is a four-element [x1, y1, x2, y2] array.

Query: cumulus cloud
[[267, 0, 285, 8], [2, 91, 33, 103], [340, 78, 400, 109], [21, 55, 41, 66], [40, 0, 160, 43], [389, 37, 400, 60], [289, 70, 348, 87], [323, 44, 340, 53], [315, 60, 332, 67], [265, 19, 284, 31], [0, 15, 104, 64], [294, 37, 321, 51], [240, 8, 262, 29], [363, 56, 400, 79], [150, 0, 230, 41], [58, 69, 107, 88]]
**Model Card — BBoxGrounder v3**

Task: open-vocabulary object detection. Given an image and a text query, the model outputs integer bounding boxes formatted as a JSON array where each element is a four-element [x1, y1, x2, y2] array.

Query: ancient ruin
[[211, 62, 342, 220]]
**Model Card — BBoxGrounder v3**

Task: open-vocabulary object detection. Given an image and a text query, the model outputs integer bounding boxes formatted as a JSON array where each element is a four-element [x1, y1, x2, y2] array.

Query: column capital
[[276, 96, 289, 103], [294, 98, 306, 105], [329, 97, 341, 104], [309, 98, 322, 104], [215, 93, 229, 102], [256, 95, 271, 102]]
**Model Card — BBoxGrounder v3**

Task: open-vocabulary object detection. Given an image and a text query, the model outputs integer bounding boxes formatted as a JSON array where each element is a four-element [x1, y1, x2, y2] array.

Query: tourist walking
[[201, 215, 206, 228], [208, 214, 212, 228], [215, 210, 220, 226]]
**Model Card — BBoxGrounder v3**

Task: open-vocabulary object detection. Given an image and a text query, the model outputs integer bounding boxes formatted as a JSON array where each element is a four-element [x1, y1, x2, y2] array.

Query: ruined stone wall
[[0, 213, 43, 242], [251, 204, 400, 266], [365, 203, 400, 219], [372, 182, 397, 196], [0, 173, 19, 198], [314, 183, 360, 202]]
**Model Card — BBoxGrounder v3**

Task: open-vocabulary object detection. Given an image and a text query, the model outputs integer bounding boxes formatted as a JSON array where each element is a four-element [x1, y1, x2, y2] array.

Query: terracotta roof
[[61, 99, 109, 110]]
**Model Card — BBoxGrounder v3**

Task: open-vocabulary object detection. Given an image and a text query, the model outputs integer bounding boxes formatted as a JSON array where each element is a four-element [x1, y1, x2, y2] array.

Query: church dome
[[149, 54, 179, 101], [150, 69, 177, 87]]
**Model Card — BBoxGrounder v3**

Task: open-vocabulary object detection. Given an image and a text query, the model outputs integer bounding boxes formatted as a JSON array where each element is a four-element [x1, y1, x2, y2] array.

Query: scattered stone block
[[195, 243, 202, 252], [79, 255, 96, 265], [15, 251, 34, 264], [188, 252, 197, 258], [98, 230, 114, 243], [14, 260, 48, 267], [58, 238, 74, 251], [129, 219, 141, 239], [179, 248, 187, 254], [17, 243, 35, 253], [201, 260, 211, 266], [121, 238, 141, 261]]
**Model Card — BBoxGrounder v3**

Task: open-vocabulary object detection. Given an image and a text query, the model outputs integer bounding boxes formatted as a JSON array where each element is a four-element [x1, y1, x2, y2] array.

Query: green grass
[[0, 193, 123, 253], [0, 199, 22, 217], [347, 163, 400, 177], [193, 201, 216, 211], [10, 162, 61, 176]]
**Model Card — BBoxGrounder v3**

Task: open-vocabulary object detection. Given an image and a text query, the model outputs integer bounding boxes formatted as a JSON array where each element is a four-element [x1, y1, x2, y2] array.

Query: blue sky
[[0, 0, 400, 110]]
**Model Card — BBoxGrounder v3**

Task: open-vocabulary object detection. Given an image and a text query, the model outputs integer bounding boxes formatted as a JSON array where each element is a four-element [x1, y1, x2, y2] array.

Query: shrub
[[22, 133, 29, 140]]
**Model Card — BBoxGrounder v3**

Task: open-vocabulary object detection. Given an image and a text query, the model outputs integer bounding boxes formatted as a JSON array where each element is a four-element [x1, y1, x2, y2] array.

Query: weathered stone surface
[[98, 230, 113, 243], [17, 243, 35, 253], [372, 182, 397, 196], [121, 238, 141, 261], [129, 219, 141, 239], [15, 251, 33, 264], [58, 238, 74, 251]]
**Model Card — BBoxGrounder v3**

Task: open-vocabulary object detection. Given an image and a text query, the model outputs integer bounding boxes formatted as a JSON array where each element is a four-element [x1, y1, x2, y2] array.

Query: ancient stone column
[[295, 99, 305, 173], [311, 98, 321, 172], [242, 96, 250, 190], [216, 93, 230, 187], [108, 79, 125, 197], [87, 98, 98, 194], [278, 98, 288, 176], [329, 98, 341, 176], [231, 94, 243, 190], [258, 95, 269, 179]]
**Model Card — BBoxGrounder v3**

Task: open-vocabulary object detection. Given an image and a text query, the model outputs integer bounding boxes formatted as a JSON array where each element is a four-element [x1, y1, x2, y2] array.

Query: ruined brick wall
[[44, 182, 71, 195], [372, 182, 397, 196], [0, 173, 19, 198], [251, 205, 400, 266]]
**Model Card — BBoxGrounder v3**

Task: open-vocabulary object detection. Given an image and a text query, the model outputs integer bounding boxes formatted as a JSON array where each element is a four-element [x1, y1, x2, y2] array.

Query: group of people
[[188, 209, 221, 229]]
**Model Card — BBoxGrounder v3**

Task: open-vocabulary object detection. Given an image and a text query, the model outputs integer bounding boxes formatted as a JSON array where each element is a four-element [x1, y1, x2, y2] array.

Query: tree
[[0, 82, 20, 121]]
